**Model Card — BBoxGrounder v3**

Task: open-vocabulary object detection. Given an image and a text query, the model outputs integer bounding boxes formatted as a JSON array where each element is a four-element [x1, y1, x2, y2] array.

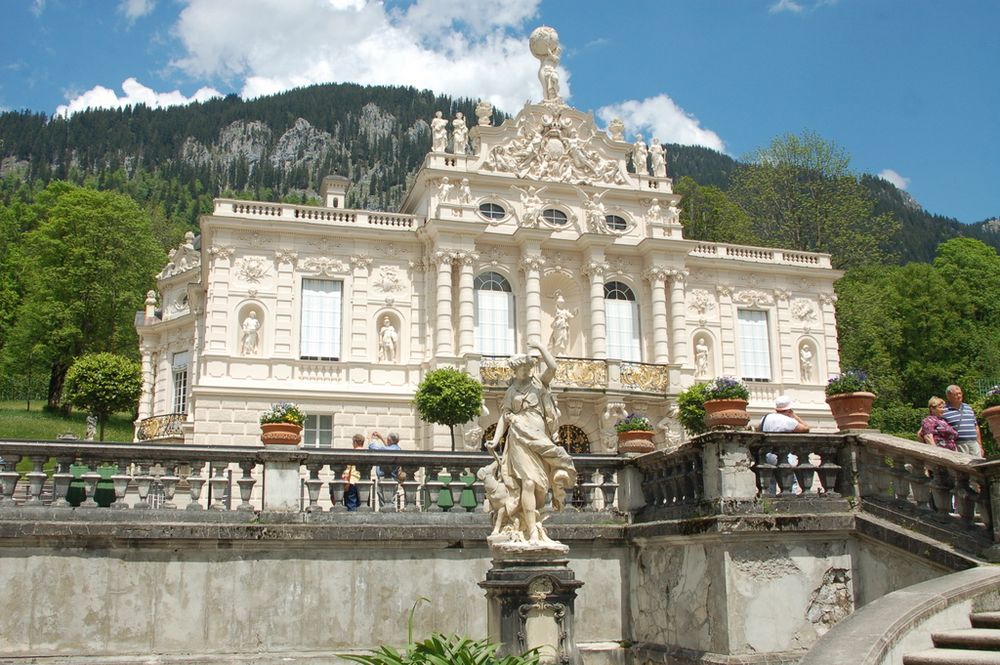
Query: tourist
[[919, 396, 958, 451], [760, 395, 810, 433], [943, 385, 983, 456], [341, 434, 365, 511]]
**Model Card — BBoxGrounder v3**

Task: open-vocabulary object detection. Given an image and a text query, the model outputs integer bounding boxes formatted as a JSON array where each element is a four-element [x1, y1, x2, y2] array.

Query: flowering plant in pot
[[825, 369, 876, 430], [615, 412, 655, 454], [981, 386, 1000, 447], [703, 376, 750, 429], [259, 402, 306, 444]]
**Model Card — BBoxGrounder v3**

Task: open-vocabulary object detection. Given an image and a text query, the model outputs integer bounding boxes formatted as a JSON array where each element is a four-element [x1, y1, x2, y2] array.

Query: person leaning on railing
[[943, 384, 983, 457], [918, 397, 958, 451]]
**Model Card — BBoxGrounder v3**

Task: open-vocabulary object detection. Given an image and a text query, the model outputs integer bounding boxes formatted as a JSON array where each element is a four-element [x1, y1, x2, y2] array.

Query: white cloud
[[769, 0, 804, 13], [597, 94, 726, 152], [879, 168, 910, 190], [119, 0, 156, 22], [31, 0, 45, 16], [55, 78, 222, 117]]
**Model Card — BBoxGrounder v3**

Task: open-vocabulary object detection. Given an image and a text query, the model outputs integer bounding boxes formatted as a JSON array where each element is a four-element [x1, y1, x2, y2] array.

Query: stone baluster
[[236, 461, 256, 512], [579, 469, 600, 512], [953, 471, 978, 525], [424, 467, 445, 512], [328, 465, 347, 512], [51, 457, 74, 507], [600, 469, 618, 511], [111, 460, 132, 509], [640, 465, 660, 508], [304, 463, 324, 513], [776, 447, 797, 495], [134, 462, 155, 509], [905, 458, 932, 511], [0, 454, 22, 506], [355, 464, 374, 513], [25, 456, 47, 505], [208, 464, 229, 511], [80, 463, 102, 508], [456, 468, 477, 512], [159, 463, 180, 509], [400, 465, 421, 512], [928, 465, 954, 515], [186, 462, 206, 510], [889, 454, 910, 502], [815, 449, 842, 496], [380, 473, 400, 513], [754, 448, 775, 497], [793, 449, 816, 496]]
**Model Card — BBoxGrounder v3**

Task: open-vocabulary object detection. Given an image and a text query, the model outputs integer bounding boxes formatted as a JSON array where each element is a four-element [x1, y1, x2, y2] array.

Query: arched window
[[540, 208, 568, 225], [604, 214, 627, 231], [604, 281, 641, 361], [475, 272, 515, 355]]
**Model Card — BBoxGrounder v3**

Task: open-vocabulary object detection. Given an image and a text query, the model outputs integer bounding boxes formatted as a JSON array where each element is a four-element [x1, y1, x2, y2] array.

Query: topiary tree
[[64, 353, 142, 441], [413, 367, 483, 451], [676, 382, 712, 437]]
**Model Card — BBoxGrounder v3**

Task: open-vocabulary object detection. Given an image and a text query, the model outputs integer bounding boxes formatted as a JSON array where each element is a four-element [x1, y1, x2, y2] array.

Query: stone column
[[645, 267, 670, 363], [583, 261, 609, 359], [434, 251, 456, 356], [819, 292, 840, 382], [669, 270, 689, 366], [138, 344, 156, 421], [457, 251, 478, 355], [520, 254, 546, 348]]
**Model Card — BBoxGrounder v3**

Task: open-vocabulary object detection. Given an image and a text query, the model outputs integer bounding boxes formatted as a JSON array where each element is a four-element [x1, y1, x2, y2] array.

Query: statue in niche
[[800, 344, 814, 383], [649, 138, 667, 177], [632, 134, 648, 176], [452, 112, 468, 154], [378, 317, 398, 363], [484, 342, 577, 550], [548, 291, 577, 355], [430, 111, 448, 152], [241, 312, 261, 355], [695, 337, 710, 378]]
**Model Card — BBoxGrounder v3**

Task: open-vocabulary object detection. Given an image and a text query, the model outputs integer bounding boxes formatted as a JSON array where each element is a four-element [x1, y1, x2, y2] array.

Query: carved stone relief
[[300, 257, 348, 276], [236, 256, 270, 284], [687, 289, 717, 325]]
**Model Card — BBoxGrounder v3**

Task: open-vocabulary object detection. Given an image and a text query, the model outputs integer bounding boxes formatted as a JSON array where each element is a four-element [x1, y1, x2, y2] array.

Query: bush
[[676, 382, 711, 436], [342, 633, 540, 665], [413, 367, 483, 451], [64, 353, 141, 441], [869, 405, 924, 438]]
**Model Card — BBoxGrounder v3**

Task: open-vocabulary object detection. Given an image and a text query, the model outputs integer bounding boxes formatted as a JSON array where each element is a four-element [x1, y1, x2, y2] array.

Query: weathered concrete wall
[[851, 535, 951, 608]]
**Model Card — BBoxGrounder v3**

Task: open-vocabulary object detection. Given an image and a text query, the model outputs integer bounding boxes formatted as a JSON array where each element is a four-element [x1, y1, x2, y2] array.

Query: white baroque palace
[[135, 27, 842, 451]]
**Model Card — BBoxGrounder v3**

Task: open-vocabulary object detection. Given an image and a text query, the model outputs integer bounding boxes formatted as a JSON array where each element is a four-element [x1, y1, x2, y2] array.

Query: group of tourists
[[919, 385, 983, 457], [341, 430, 404, 511]]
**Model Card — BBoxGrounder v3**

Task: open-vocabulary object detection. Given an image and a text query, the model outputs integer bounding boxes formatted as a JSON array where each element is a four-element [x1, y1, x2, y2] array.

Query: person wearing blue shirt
[[942, 385, 983, 457]]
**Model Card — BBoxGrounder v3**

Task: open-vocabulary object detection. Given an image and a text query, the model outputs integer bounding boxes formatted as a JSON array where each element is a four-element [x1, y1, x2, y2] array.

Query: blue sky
[[2, 0, 997, 224]]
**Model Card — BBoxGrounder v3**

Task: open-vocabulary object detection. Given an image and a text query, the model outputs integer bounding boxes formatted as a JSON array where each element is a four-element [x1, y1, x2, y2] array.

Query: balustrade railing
[[749, 435, 847, 497], [0, 441, 623, 517], [136, 413, 187, 441], [214, 200, 422, 230]]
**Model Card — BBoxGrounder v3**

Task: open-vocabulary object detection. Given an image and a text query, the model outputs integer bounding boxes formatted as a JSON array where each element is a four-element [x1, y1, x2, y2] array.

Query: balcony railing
[[214, 199, 422, 231], [689, 241, 832, 268], [479, 356, 669, 394], [136, 413, 186, 441]]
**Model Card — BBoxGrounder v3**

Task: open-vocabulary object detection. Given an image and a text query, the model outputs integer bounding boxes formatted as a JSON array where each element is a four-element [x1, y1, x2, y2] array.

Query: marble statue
[[512, 184, 546, 227], [457, 178, 473, 204], [695, 337, 710, 378], [431, 111, 448, 152], [632, 135, 648, 176], [437, 176, 453, 201], [666, 200, 681, 224], [649, 138, 666, 177], [548, 291, 576, 355], [530, 26, 563, 104], [485, 342, 577, 550], [577, 187, 607, 233], [647, 198, 662, 222], [241, 312, 261, 355], [452, 112, 468, 154], [85, 415, 97, 441], [379, 317, 398, 363], [800, 344, 814, 383]]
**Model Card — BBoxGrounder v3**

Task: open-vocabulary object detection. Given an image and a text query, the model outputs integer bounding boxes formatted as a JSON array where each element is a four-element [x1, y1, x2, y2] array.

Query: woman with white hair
[[487, 341, 577, 544]]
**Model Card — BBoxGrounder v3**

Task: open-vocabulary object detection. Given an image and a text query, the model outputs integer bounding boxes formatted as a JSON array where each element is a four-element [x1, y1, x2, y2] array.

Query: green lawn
[[0, 401, 135, 442]]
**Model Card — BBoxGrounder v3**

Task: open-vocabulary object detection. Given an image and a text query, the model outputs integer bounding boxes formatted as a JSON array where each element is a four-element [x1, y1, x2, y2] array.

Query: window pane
[[301, 279, 342, 359], [476, 289, 514, 355], [605, 298, 641, 361], [737, 310, 772, 380]]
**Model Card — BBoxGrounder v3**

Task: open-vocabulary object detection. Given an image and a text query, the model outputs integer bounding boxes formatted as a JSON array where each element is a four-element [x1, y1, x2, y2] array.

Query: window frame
[[474, 271, 516, 356], [603, 281, 641, 362], [736, 309, 773, 381], [302, 414, 333, 448], [299, 278, 343, 361], [171, 351, 189, 414]]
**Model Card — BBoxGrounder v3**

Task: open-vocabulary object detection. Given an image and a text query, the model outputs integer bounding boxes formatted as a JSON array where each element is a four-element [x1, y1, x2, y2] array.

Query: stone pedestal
[[479, 549, 583, 665], [262, 446, 302, 511]]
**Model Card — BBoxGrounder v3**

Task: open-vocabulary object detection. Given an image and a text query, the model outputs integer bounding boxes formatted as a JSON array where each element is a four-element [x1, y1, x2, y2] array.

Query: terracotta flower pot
[[617, 430, 655, 454], [983, 405, 1000, 447], [260, 422, 303, 445], [825, 392, 876, 431], [703, 399, 750, 429]]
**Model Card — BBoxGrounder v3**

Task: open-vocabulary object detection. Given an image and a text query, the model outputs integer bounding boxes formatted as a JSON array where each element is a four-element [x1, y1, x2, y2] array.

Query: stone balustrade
[[0, 441, 622, 515], [214, 199, 422, 230], [689, 241, 832, 268]]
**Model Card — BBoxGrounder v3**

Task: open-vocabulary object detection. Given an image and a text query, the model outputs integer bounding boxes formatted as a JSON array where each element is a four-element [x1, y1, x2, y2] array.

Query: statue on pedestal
[[241, 312, 261, 355], [431, 111, 448, 152], [548, 291, 576, 355], [529, 26, 564, 105], [632, 135, 648, 176], [649, 138, 667, 177], [484, 342, 577, 551], [452, 112, 468, 154], [378, 316, 398, 363]]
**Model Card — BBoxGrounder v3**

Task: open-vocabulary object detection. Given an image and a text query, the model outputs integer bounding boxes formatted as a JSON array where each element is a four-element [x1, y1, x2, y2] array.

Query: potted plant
[[676, 382, 711, 437], [981, 386, 1000, 447], [259, 402, 306, 445], [703, 376, 750, 429], [825, 369, 876, 430], [615, 413, 655, 454]]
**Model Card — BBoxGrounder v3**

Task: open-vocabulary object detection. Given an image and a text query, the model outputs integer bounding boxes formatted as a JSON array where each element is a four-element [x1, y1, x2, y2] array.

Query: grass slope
[[0, 401, 134, 442]]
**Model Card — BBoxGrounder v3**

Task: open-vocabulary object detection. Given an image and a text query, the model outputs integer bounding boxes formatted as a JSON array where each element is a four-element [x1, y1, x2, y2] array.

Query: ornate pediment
[[158, 232, 201, 279]]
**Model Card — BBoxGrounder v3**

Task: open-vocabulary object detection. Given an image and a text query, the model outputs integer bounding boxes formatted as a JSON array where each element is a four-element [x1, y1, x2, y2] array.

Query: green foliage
[[982, 386, 1000, 410], [676, 382, 711, 436], [342, 633, 540, 665], [869, 405, 924, 438], [413, 368, 483, 450], [64, 353, 141, 440], [0, 400, 135, 441], [614, 413, 651, 433], [705, 376, 750, 401], [825, 369, 876, 396], [259, 402, 306, 426], [675, 176, 758, 245], [730, 131, 899, 268]]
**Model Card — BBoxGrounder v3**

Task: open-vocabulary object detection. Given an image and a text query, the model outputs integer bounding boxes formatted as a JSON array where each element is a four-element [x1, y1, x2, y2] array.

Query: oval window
[[541, 208, 568, 225], [605, 214, 627, 231], [478, 202, 506, 221]]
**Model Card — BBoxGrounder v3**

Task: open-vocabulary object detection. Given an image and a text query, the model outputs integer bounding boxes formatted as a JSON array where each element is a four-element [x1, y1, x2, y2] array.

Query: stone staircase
[[904, 612, 1000, 664]]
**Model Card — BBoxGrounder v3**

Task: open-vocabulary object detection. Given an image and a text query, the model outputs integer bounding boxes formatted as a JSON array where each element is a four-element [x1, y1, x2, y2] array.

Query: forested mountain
[[0, 81, 996, 261]]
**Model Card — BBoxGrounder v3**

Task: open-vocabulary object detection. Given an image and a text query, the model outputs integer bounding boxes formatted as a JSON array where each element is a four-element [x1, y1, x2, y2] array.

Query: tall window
[[737, 310, 772, 380], [604, 281, 641, 361], [475, 272, 515, 355], [300, 279, 342, 360], [303, 415, 333, 448], [172, 351, 189, 413]]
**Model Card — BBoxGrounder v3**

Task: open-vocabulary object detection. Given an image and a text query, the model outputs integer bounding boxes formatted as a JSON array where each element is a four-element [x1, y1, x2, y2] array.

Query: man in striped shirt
[[943, 385, 983, 457]]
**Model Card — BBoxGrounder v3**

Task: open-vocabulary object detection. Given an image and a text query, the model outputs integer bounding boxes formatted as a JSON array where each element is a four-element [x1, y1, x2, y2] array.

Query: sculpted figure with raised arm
[[485, 341, 577, 550]]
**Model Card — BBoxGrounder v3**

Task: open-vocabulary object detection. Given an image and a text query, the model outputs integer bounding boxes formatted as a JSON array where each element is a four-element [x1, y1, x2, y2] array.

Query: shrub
[[64, 353, 142, 441], [342, 633, 540, 665], [676, 382, 711, 436], [826, 369, 875, 396], [259, 402, 305, 426], [615, 413, 652, 433], [413, 367, 483, 451], [869, 405, 924, 438], [705, 376, 750, 401]]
